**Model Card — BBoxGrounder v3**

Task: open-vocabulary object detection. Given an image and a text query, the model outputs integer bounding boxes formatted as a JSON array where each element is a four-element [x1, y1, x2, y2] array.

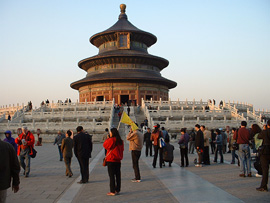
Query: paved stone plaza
[[6, 143, 270, 203]]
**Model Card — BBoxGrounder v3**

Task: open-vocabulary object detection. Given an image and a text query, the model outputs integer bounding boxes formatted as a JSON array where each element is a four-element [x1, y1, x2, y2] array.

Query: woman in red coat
[[103, 128, 124, 196]]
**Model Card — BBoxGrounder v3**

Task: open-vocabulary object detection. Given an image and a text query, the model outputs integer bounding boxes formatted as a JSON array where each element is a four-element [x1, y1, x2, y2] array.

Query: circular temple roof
[[70, 69, 177, 90], [78, 50, 169, 71], [90, 4, 157, 47]]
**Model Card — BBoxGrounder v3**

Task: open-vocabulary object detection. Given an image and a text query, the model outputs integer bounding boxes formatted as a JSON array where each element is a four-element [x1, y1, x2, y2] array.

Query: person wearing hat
[[3, 130, 17, 153], [151, 124, 164, 168], [15, 126, 35, 177], [54, 131, 65, 161]]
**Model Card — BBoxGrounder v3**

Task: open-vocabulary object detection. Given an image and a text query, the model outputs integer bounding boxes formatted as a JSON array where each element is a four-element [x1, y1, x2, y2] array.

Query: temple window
[[117, 32, 130, 49]]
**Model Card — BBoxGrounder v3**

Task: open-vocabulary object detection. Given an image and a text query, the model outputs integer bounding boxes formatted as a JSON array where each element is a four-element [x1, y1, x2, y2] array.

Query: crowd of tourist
[[1, 117, 269, 202], [139, 120, 270, 193]]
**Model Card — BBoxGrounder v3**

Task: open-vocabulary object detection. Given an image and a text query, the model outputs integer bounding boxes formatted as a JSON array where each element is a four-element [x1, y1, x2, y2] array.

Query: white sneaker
[[255, 173, 262, 178], [195, 164, 200, 167], [131, 179, 141, 183]]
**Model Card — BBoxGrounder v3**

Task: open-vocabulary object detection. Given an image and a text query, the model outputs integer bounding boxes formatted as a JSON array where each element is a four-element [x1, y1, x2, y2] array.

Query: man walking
[[256, 119, 270, 191], [0, 140, 20, 202], [233, 121, 251, 177], [127, 106, 131, 116], [201, 125, 211, 165], [61, 130, 74, 177], [54, 131, 65, 161], [15, 126, 35, 177], [189, 129, 196, 154], [195, 124, 204, 167], [127, 124, 143, 182], [214, 129, 224, 163], [144, 127, 152, 157], [74, 126, 93, 184]]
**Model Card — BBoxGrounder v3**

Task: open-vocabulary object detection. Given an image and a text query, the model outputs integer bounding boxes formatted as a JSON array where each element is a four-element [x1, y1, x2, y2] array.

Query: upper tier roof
[[90, 4, 157, 47]]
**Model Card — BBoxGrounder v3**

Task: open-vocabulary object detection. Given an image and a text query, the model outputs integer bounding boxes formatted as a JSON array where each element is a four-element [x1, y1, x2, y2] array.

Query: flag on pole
[[120, 111, 138, 131]]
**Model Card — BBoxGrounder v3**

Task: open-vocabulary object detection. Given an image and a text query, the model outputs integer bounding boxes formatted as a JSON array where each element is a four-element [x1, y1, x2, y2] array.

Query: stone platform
[[6, 143, 270, 203]]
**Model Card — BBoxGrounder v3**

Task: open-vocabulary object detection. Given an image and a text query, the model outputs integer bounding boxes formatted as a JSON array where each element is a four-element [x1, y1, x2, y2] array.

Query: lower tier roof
[[70, 69, 177, 90]]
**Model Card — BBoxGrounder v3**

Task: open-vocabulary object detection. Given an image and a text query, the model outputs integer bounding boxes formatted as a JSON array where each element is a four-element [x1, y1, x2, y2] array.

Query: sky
[[0, 0, 269, 110]]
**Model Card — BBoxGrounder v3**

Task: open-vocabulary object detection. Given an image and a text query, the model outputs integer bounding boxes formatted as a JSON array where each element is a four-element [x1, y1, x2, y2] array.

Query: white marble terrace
[[0, 99, 114, 142], [0, 98, 268, 142], [141, 98, 268, 132]]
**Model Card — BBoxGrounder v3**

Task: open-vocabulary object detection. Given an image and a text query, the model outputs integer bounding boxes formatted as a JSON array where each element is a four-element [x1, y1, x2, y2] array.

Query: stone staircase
[[110, 106, 146, 142], [134, 106, 146, 128]]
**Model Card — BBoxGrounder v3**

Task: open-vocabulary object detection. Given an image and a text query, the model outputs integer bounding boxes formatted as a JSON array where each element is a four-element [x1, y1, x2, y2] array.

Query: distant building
[[71, 4, 177, 105]]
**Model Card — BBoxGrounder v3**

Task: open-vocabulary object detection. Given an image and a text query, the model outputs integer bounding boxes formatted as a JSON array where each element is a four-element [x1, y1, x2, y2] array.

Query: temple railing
[[0, 99, 115, 134]]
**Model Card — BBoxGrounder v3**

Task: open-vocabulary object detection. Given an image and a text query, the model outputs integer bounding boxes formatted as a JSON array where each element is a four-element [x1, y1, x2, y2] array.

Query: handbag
[[232, 142, 239, 150], [159, 137, 165, 148], [102, 157, 107, 167], [30, 147, 37, 158], [103, 144, 116, 167], [180, 144, 186, 149], [232, 129, 239, 150]]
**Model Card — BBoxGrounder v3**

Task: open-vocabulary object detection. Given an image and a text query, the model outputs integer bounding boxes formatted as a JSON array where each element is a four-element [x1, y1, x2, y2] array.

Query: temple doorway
[[120, 95, 129, 105], [96, 96, 104, 101], [146, 95, 152, 101]]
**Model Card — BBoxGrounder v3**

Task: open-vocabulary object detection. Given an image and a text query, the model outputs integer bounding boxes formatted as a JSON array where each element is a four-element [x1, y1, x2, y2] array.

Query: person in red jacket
[[233, 121, 251, 177], [103, 128, 124, 196], [15, 126, 35, 177]]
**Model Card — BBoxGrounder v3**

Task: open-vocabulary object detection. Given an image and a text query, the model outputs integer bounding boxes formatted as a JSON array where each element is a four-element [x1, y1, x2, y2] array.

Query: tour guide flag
[[120, 111, 138, 131]]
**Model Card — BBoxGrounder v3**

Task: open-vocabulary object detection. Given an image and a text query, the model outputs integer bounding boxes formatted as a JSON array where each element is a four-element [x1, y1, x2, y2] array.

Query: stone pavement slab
[[69, 146, 178, 203], [5, 143, 270, 203], [141, 155, 243, 203], [6, 143, 102, 203]]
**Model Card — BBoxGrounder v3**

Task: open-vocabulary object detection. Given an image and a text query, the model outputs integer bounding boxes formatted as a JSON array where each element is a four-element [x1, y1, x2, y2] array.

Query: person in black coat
[[73, 126, 93, 184], [256, 120, 270, 192], [144, 127, 152, 157], [0, 140, 20, 202], [195, 124, 204, 167]]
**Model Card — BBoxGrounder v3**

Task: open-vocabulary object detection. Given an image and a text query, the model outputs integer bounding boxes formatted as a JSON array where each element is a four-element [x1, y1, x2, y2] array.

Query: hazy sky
[[1, 0, 269, 110]]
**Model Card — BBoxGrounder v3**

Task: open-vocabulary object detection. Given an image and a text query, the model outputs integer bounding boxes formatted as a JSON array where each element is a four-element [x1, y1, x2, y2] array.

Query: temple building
[[71, 4, 177, 105]]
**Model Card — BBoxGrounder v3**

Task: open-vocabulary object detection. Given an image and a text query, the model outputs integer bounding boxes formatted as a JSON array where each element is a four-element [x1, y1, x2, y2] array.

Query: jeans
[[231, 149, 238, 163], [153, 145, 163, 168], [203, 146, 210, 165], [238, 144, 251, 175], [180, 147, 189, 166], [0, 189, 7, 203], [77, 156, 89, 182], [58, 145, 63, 160], [145, 142, 152, 157], [189, 141, 195, 153], [19, 149, 31, 175], [107, 162, 121, 193], [196, 149, 203, 164], [260, 153, 270, 189], [131, 150, 141, 180], [214, 145, 223, 163], [210, 142, 216, 154]]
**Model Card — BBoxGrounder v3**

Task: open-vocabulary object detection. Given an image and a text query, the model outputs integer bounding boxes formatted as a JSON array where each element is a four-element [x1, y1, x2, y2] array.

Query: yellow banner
[[120, 111, 138, 131]]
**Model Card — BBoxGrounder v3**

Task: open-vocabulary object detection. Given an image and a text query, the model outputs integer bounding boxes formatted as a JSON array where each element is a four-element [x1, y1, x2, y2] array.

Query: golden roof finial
[[120, 4, 126, 14]]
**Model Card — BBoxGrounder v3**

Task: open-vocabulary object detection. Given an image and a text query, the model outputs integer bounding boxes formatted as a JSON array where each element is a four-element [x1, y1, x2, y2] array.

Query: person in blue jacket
[[3, 130, 17, 154], [213, 129, 223, 163]]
